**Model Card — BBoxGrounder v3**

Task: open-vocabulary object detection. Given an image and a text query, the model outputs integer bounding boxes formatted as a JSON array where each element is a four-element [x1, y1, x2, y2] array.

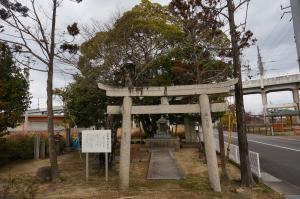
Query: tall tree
[[169, 0, 232, 84], [78, 0, 233, 136], [0, 0, 81, 179], [169, 0, 255, 187], [226, 0, 255, 187], [79, 0, 183, 87], [78, 0, 185, 135], [197, 0, 255, 186], [0, 42, 30, 136]]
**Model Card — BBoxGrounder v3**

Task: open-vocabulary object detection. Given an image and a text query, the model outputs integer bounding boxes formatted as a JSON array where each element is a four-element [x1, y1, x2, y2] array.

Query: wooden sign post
[[82, 130, 111, 182]]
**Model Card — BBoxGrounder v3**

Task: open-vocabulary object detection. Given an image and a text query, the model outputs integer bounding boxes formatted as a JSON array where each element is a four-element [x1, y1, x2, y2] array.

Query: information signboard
[[82, 130, 111, 153]]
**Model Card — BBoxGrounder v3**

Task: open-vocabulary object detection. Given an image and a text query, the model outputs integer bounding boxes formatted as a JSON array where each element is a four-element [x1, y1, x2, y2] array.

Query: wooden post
[[200, 94, 221, 192], [271, 117, 274, 136], [281, 116, 283, 132], [40, 139, 46, 159], [65, 128, 71, 151], [120, 96, 132, 190], [290, 116, 293, 131], [105, 152, 108, 182], [34, 135, 41, 160], [86, 153, 89, 181], [265, 124, 267, 135], [218, 122, 229, 182]]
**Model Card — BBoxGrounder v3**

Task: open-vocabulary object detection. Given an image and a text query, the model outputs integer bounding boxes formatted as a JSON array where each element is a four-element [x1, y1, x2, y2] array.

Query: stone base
[[145, 138, 180, 151]]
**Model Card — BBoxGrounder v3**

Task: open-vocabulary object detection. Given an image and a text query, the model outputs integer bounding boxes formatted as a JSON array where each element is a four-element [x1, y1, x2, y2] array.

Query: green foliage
[[0, 42, 31, 134], [74, 0, 233, 132], [79, 0, 184, 87], [62, 77, 107, 129], [0, 134, 34, 166], [169, 0, 232, 84]]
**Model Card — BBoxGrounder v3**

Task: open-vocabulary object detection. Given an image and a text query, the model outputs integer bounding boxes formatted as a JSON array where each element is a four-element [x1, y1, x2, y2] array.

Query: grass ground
[[0, 144, 283, 199]]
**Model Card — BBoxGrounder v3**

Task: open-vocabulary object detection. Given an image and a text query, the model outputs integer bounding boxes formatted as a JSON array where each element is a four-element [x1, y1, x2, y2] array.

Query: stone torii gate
[[98, 79, 237, 192]]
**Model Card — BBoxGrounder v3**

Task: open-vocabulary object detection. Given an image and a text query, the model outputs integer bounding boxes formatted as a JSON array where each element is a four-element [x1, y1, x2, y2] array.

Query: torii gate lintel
[[98, 79, 237, 97], [98, 79, 238, 192]]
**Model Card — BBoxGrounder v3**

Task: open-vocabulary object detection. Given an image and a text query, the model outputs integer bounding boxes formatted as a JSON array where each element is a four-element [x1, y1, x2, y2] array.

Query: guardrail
[[215, 139, 261, 179]]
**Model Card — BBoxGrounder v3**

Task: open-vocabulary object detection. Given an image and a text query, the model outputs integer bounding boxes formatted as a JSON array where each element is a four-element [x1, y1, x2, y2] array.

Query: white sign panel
[[82, 130, 111, 153]]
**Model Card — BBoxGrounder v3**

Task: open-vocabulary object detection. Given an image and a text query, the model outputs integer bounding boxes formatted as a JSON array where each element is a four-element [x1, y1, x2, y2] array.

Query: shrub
[[0, 133, 34, 166], [0, 131, 69, 166], [0, 138, 11, 165]]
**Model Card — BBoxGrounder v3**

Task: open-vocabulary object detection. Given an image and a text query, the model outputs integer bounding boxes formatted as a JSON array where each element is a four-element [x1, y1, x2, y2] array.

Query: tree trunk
[[227, 0, 255, 187], [218, 122, 229, 182], [106, 114, 119, 167], [47, 0, 58, 179]]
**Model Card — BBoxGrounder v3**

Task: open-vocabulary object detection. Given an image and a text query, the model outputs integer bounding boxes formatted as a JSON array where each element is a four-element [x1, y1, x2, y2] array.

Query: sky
[[23, 0, 299, 114]]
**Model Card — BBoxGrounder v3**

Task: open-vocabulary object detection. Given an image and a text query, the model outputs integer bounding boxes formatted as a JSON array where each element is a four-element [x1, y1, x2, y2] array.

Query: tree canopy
[[60, 76, 107, 129], [0, 42, 30, 135], [79, 0, 232, 88], [62, 0, 233, 136]]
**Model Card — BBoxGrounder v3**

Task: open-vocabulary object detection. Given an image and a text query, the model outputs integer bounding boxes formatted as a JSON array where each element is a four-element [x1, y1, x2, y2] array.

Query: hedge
[[0, 134, 34, 166]]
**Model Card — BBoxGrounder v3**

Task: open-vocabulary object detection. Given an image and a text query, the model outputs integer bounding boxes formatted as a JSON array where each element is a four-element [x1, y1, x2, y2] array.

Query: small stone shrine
[[154, 116, 171, 138], [145, 115, 180, 150]]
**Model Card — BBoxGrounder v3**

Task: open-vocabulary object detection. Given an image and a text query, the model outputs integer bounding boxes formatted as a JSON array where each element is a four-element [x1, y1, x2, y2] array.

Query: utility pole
[[257, 46, 269, 124], [291, 0, 300, 71], [257, 46, 264, 89]]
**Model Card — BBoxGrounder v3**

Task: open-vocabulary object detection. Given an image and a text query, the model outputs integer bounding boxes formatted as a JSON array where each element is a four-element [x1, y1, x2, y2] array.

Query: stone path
[[147, 149, 184, 180]]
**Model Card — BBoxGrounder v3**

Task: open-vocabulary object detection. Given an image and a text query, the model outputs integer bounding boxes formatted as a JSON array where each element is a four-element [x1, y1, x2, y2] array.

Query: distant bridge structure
[[242, 74, 300, 122]]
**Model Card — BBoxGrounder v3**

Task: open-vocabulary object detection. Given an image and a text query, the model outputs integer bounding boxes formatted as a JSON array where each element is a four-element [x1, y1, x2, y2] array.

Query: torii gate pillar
[[98, 79, 237, 191], [120, 96, 132, 190], [199, 94, 221, 192]]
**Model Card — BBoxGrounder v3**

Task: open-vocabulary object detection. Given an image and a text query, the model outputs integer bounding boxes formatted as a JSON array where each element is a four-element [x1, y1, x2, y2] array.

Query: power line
[[265, 24, 293, 60]]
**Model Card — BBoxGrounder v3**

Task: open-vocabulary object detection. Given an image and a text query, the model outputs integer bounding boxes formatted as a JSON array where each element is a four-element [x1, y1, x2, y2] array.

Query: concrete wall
[[9, 121, 65, 132]]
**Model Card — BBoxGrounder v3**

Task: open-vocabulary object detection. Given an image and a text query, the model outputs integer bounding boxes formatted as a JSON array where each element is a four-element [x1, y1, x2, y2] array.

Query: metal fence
[[215, 139, 261, 178]]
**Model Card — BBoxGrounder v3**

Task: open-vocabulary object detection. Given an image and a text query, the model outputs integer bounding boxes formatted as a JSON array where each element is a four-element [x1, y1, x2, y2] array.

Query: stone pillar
[[40, 139, 46, 159], [184, 117, 191, 143], [24, 111, 28, 133], [184, 117, 197, 143], [34, 135, 40, 160], [261, 90, 269, 124], [120, 96, 132, 190], [190, 120, 196, 142], [293, 88, 299, 110], [199, 94, 221, 192], [292, 88, 300, 122]]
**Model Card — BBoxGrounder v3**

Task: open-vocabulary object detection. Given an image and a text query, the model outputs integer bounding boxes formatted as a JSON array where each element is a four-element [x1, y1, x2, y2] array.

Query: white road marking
[[225, 134, 300, 153], [273, 137, 300, 142]]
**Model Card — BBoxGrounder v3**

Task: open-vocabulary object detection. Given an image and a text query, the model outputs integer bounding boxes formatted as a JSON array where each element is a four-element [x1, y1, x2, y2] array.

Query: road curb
[[261, 172, 300, 199]]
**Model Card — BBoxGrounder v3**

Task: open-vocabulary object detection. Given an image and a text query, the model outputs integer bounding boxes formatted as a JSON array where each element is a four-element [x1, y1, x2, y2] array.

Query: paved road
[[214, 132, 300, 188]]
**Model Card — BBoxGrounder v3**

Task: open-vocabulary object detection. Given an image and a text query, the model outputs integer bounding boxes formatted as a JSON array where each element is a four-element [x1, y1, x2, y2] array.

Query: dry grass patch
[[0, 144, 283, 199]]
